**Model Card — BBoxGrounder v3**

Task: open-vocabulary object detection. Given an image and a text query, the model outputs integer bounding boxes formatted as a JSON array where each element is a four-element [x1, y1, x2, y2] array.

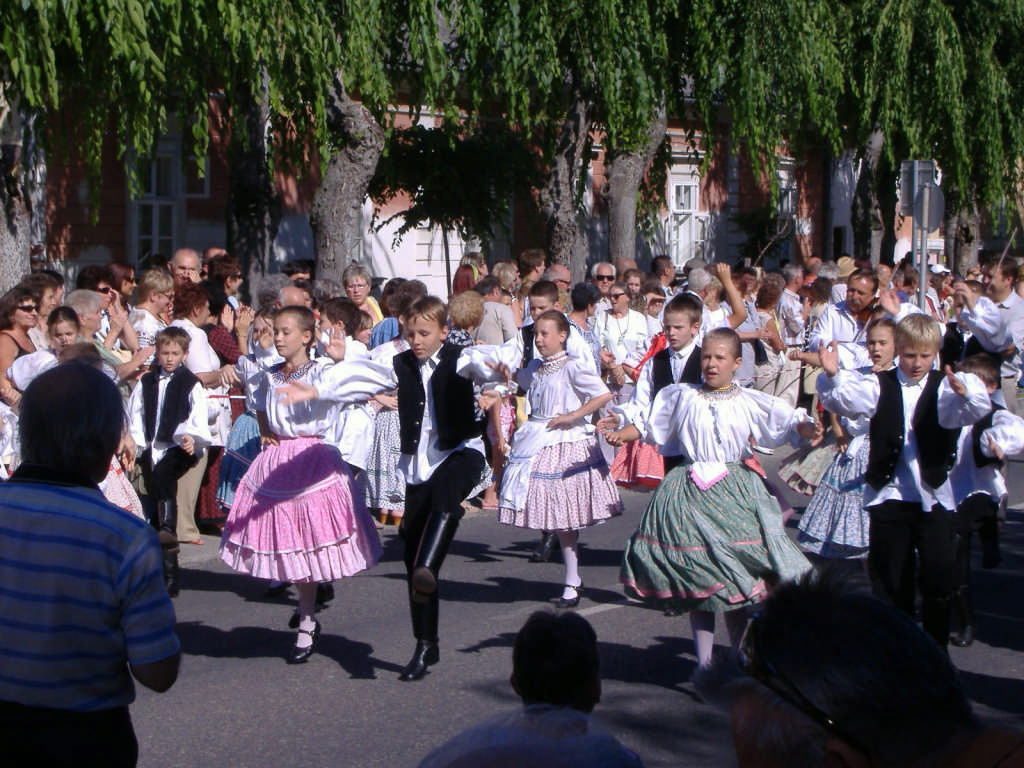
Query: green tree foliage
[[681, 0, 848, 183], [369, 123, 540, 245], [851, 0, 1024, 207], [0, 0, 339, 188]]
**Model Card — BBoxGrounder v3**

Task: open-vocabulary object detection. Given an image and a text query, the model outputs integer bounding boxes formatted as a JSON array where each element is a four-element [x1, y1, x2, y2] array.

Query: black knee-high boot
[[979, 515, 1002, 569], [157, 500, 180, 597], [400, 591, 439, 681], [410, 510, 462, 599], [950, 532, 974, 646]]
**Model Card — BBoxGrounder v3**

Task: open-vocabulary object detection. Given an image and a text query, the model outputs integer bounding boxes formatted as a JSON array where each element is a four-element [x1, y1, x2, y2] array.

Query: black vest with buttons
[[865, 368, 960, 491], [141, 365, 201, 444], [972, 404, 1005, 469], [394, 343, 483, 455], [650, 345, 702, 395]]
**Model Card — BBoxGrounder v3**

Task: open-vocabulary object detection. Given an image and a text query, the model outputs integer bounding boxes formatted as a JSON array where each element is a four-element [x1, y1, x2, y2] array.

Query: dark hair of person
[[474, 275, 502, 297], [512, 611, 600, 713], [517, 248, 547, 278], [379, 278, 407, 318], [47, 306, 80, 330], [801, 277, 833, 305], [282, 259, 316, 278], [848, 268, 880, 292], [19, 271, 62, 300], [664, 293, 703, 325], [39, 269, 65, 288], [651, 254, 674, 276], [957, 353, 1000, 389], [203, 280, 230, 319], [738, 569, 976, 766], [58, 343, 103, 367], [0, 285, 37, 330], [391, 280, 428, 320], [528, 280, 559, 304], [320, 297, 362, 336], [156, 326, 192, 353], [107, 262, 135, 292], [20, 363, 123, 481], [75, 264, 115, 291], [207, 255, 242, 288], [570, 281, 601, 312]]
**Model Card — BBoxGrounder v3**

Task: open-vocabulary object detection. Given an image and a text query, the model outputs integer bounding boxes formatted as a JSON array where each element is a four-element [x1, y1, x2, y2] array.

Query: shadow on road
[[174, 621, 404, 678]]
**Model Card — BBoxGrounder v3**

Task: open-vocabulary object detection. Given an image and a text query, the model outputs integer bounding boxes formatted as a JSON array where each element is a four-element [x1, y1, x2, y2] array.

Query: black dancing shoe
[[265, 581, 290, 598], [286, 621, 321, 664], [550, 583, 582, 609], [950, 625, 975, 648], [398, 640, 440, 681]]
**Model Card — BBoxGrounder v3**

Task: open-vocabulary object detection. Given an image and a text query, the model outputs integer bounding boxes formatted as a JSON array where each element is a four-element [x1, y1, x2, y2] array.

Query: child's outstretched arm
[[547, 392, 613, 430], [276, 359, 396, 406], [938, 369, 992, 428]]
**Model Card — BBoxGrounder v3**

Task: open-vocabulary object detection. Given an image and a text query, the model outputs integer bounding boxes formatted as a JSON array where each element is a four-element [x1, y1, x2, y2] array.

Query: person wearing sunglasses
[[75, 264, 140, 355], [700, 570, 1023, 768], [590, 262, 617, 310], [0, 285, 39, 407]]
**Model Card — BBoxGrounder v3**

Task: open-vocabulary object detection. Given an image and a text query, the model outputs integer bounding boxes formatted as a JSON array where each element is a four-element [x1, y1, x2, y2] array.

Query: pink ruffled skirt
[[220, 436, 382, 583]]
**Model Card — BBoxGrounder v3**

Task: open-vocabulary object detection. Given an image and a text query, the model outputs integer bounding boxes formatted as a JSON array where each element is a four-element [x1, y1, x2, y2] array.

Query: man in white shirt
[[590, 262, 616, 317], [981, 256, 1024, 415]]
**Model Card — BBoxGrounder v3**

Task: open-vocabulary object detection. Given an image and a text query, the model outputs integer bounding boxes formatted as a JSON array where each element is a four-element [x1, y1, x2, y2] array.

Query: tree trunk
[[226, 69, 281, 299], [876, 155, 898, 266], [0, 87, 30, 290], [538, 85, 594, 281], [603, 105, 667, 267], [944, 192, 980, 274], [311, 73, 385, 284], [851, 128, 884, 264]]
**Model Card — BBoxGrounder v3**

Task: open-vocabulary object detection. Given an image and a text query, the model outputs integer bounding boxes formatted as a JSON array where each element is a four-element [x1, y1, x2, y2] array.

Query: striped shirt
[[0, 467, 179, 712]]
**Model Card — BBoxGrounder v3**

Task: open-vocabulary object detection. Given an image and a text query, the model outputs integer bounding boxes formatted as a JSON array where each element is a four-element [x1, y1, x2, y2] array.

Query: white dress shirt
[[313, 348, 486, 486], [992, 291, 1024, 378], [126, 369, 212, 465], [613, 339, 699, 442], [777, 289, 805, 346], [399, 350, 485, 486], [950, 408, 1024, 505], [817, 367, 991, 511]]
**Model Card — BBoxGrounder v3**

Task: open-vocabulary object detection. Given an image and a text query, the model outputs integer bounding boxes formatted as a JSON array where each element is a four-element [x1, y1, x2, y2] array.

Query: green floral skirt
[[620, 462, 811, 612]]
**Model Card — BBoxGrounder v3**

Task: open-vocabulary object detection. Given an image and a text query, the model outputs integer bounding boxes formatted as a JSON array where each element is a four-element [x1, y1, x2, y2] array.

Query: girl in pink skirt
[[474, 310, 623, 607], [220, 307, 382, 663]]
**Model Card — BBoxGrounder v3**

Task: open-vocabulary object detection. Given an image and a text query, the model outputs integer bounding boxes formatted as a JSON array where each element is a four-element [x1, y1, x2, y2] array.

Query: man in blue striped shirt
[[0, 362, 180, 768]]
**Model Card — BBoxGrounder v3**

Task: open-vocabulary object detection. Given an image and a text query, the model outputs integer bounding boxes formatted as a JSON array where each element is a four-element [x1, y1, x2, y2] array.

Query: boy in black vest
[[817, 314, 992, 649], [127, 326, 211, 596], [390, 297, 487, 680], [598, 293, 703, 475], [277, 296, 488, 680], [947, 354, 1024, 646]]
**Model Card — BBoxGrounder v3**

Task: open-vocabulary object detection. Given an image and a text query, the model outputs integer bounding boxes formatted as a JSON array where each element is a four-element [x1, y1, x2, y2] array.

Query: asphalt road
[[131, 454, 1024, 768]]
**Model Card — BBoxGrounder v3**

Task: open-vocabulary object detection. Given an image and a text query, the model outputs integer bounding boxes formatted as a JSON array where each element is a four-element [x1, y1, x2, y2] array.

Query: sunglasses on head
[[741, 613, 866, 752]]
